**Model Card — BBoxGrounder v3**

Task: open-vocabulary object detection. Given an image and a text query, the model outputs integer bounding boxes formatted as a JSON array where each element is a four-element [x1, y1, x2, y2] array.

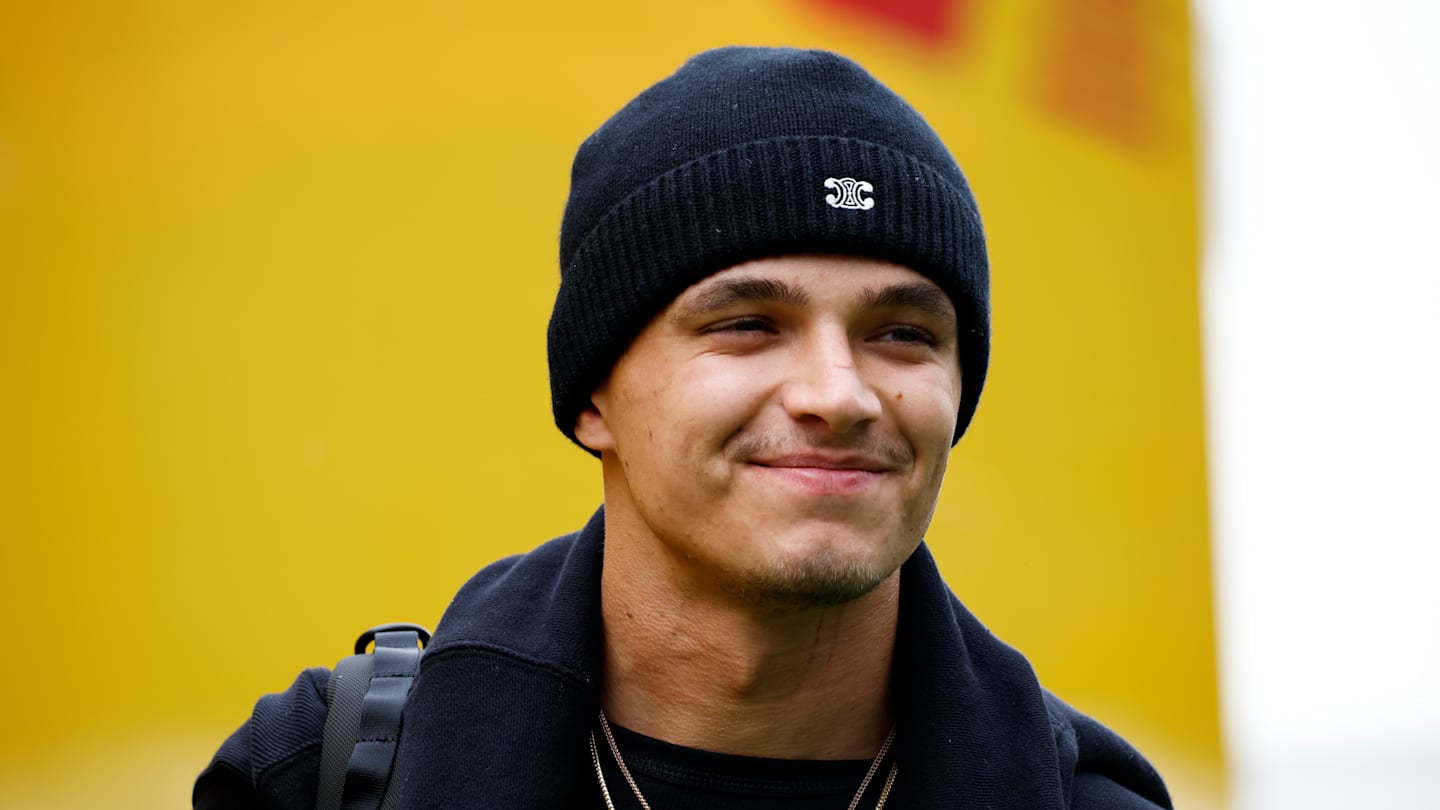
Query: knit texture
[[548, 47, 990, 450]]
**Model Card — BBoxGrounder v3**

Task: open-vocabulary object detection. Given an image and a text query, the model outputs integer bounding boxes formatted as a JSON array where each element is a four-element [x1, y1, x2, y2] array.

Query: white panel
[[1195, 0, 1440, 806]]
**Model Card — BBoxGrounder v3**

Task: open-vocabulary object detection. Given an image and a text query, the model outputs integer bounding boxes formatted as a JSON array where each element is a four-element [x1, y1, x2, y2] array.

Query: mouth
[[746, 454, 895, 495], [749, 453, 894, 473]]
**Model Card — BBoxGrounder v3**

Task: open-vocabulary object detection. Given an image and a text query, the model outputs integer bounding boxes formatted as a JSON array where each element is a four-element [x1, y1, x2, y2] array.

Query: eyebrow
[[859, 282, 958, 326], [670, 275, 957, 327], [670, 277, 810, 321]]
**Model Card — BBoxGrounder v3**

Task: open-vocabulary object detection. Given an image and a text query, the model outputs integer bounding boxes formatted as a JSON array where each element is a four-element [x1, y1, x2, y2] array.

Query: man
[[196, 47, 1171, 809]]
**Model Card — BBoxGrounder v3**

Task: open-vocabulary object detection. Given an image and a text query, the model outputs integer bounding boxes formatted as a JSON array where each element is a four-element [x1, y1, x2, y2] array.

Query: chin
[[727, 544, 902, 611]]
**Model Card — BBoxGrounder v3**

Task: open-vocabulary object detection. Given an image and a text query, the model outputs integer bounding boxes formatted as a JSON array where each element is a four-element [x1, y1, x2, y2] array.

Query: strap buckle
[[353, 622, 431, 655]]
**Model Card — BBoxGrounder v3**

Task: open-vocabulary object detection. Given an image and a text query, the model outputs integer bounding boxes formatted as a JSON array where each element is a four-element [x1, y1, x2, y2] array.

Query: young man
[[196, 47, 1171, 809]]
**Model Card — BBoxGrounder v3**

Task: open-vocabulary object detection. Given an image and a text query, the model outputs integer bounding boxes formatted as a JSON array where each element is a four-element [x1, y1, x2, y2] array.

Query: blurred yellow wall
[[0, 1, 1220, 806]]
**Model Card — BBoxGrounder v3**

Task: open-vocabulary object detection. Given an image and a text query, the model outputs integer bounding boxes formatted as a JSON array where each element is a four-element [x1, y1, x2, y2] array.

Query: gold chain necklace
[[589, 710, 899, 810]]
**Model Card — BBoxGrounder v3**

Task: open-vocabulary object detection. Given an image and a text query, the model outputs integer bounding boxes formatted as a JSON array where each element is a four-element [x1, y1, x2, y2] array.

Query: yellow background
[[0, 1, 1220, 806]]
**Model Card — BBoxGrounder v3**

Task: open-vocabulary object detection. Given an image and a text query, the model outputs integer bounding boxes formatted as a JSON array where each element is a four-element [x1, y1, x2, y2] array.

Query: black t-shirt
[[585, 718, 898, 809]]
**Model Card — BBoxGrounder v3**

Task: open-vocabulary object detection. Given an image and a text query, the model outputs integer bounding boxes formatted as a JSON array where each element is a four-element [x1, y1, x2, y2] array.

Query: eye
[[706, 316, 776, 335], [873, 324, 938, 346]]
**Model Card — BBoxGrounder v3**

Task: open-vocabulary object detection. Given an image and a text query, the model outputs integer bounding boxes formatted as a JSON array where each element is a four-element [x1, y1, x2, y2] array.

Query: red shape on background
[[806, 0, 973, 49]]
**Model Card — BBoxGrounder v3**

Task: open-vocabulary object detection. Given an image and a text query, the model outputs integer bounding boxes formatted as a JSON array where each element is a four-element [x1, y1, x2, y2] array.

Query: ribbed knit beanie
[[549, 46, 989, 451]]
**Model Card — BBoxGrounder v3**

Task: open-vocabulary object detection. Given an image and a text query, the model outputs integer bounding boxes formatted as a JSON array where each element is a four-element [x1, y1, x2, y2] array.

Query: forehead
[[668, 255, 956, 318]]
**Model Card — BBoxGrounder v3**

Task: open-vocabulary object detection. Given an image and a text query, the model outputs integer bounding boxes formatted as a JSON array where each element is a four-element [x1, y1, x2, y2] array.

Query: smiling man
[[196, 47, 1171, 809]]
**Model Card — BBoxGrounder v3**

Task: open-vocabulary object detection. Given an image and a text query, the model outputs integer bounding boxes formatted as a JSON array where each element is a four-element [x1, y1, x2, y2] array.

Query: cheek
[[679, 359, 777, 430], [609, 363, 761, 461], [889, 372, 962, 446]]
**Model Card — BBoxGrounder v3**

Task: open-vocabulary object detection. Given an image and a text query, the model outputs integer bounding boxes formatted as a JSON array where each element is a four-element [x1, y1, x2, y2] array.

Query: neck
[[599, 525, 899, 760]]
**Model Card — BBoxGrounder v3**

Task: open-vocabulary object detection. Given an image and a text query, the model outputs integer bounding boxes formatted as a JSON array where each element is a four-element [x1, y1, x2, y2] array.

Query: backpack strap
[[316, 623, 430, 810]]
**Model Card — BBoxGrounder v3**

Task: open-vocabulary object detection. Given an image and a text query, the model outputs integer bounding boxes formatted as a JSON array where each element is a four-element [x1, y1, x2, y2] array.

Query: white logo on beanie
[[824, 177, 875, 210]]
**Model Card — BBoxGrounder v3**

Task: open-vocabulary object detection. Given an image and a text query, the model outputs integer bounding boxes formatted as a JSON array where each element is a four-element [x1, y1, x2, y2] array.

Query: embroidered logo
[[824, 177, 875, 210]]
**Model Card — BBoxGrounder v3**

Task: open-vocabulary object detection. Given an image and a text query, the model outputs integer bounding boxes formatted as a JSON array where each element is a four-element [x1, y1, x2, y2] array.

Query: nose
[[779, 327, 883, 433]]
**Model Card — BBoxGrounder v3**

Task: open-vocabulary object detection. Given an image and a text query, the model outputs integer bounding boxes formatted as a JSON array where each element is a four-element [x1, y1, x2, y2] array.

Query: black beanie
[[549, 46, 990, 451]]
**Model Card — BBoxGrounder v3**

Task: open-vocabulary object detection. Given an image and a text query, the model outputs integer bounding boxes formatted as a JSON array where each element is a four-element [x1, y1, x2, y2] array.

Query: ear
[[573, 399, 616, 453]]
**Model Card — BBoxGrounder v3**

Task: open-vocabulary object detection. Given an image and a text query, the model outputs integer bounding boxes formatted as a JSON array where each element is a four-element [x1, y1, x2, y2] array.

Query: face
[[575, 255, 963, 609]]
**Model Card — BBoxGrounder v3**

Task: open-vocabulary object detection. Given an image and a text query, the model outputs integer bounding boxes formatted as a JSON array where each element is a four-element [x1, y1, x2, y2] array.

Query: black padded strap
[[339, 628, 425, 810], [306, 624, 427, 810], [317, 653, 375, 810]]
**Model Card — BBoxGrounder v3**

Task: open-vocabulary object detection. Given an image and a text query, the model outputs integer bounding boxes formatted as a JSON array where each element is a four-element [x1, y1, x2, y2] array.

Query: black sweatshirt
[[195, 508, 1171, 809]]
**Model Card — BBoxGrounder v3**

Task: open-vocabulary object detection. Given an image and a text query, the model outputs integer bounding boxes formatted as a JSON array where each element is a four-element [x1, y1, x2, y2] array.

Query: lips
[[746, 453, 895, 496], [749, 453, 893, 473]]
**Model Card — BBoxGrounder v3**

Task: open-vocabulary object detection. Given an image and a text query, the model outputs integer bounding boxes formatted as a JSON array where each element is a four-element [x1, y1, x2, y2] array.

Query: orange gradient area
[[0, 1, 1220, 807]]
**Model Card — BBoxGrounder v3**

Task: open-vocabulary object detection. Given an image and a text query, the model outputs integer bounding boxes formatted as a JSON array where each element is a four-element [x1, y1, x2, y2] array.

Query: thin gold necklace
[[589, 710, 899, 810]]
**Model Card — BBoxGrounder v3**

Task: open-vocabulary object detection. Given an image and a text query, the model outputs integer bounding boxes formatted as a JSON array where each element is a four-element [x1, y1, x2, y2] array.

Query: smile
[[747, 455, 892, 495]]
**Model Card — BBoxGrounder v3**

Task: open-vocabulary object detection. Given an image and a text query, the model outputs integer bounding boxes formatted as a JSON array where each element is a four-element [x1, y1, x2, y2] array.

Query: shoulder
[[894, 546, 1173, 809], [193, 667, 331, 810], [194, 511, 607, 808], [424, 509, 605, 683], [1042, 691, 1173, 810]]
